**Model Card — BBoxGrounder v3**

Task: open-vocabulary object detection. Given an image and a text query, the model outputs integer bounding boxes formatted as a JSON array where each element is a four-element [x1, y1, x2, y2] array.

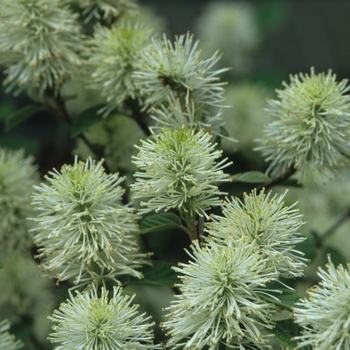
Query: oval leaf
[[140, 213, 182, 234], [272, 320, 301, 349], [5, 104, 45, 131], [71, 104, 104, 137], [231, 171, 271, 183]]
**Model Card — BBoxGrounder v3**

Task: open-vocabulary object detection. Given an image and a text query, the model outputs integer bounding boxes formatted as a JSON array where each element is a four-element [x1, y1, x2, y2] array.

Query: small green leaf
[[140, 213, 182, 234], [231, 171, 271, 183], [71, 104, 104, 137], [272, 319, 300, 349], [263, 288, 301, 311], [0, 261, 3, 269], [129, 261, 180, 287], [5, 104, 45, 131]]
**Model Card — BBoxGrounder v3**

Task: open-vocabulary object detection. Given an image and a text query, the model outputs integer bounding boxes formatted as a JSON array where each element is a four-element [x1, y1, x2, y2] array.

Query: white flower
[[0, 0, 83, 96], [293, 256, 350, 349], [0, 147, 39, 253], [195, 1, 260, 75], [255, 68, 350, 182], [0, 320, 23, 350], [133, 32, 228, 113], [206, 189, 307, 279], [131, 128, 231, 219], [49, 286, 161, 350], [30, 157, 149, 288], [84, 21, 153, 115], [71, 0, 138, 23], [162, 239, 277, 350]]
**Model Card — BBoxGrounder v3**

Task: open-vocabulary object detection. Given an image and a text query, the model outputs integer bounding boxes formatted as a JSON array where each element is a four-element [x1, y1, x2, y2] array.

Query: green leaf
[[264, 288, 301, 311], [5, 104, 45, 131], [129, 261, 180, 288], [0, 261, 3, 269], [295, 236, 317, 262], [272, 319, 300, 349], [71, 104, 104, 137], [140, 213, 182, 234], [231, 171, 271, 183], [0, 135, 39, 155]]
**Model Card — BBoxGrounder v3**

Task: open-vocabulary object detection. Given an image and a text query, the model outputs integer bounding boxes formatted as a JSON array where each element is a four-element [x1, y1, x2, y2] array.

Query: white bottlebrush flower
[[206, 189, 307, 279], [0, 320, 23, 350], [194, 1, 260, 76], [293, 256, 350, 349], [0, 0, 83, 96], [84, 21, 153, 115], [72, 0, 138, 23], [255, 68, 350, 182], [133, 32, 228, 113], [0, 148, 39, 253], [162, 239, 277, 350], [131, 128, 231, 219], [49, 286, 161, 350], [30, 157, 149, 288]]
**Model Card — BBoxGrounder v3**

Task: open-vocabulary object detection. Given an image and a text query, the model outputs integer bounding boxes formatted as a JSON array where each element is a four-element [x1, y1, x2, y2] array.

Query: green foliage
[[231, 171, 271, 183], [5, 104, 45, 131], [140, 213, 183, 234]]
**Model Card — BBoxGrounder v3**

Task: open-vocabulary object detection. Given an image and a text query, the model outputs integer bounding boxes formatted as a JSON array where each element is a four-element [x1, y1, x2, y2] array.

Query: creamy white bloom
[[84, 21, 153, 115], [0, 148, 39, 253], [255, 68, 350, 182], [0, 0, 83, 95], [49, 287, 161, 350], [0, 320, 23, 350], [31, 157, 149, 288], [162, 239, 277, 350], [294, 256, 350, 349], [131, 128, 231, 218], [206, 189, 307, 279], [133, 33, 228, 112]]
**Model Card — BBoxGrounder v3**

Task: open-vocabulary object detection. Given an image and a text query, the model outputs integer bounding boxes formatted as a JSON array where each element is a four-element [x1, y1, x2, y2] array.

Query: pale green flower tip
[[163, 239, 276, 348], [31, 157, 148, 287], [207, 188, 307, 279], [0, 320, 23, 350], [257, 67, 350, 183], [293, 255, 350, 349], [49, 286, 160, 349], [0, 0, 84, 96]]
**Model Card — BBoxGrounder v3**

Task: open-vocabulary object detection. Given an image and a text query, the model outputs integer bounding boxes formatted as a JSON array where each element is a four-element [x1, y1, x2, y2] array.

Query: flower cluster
[[0, 148, 39, 253], [131, 128, 231, 219], [162, 239, 277, 349], [255, 68, 350, 182], [133, 32, 228, 137], [49, 287, 161, 350], [0, 320, 23, 350], [293, 256, 350, 349], [31, 157, 149, 288], [84, 21, 153, 115], [206, 189, 307, 279], [0, 0, 83, 96]]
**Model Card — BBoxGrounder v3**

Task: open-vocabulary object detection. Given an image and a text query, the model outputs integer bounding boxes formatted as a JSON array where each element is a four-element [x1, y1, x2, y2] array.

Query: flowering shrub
[[0, 1, 350, 349]]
